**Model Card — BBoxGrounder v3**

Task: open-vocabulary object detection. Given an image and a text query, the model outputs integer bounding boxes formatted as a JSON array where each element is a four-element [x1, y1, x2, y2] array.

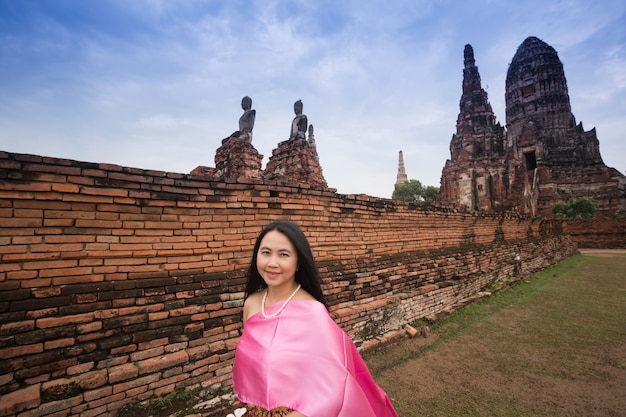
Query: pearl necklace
[[261, 284, 301, 318]]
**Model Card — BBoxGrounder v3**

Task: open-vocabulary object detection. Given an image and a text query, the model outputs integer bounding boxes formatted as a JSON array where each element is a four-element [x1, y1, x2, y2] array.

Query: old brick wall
[[0, 151, 578, 417], [563, 219, 626, 248]]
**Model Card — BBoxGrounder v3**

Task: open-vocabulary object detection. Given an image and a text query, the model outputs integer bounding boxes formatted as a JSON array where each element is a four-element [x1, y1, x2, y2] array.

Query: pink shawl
[[232, 300, 398, 417]]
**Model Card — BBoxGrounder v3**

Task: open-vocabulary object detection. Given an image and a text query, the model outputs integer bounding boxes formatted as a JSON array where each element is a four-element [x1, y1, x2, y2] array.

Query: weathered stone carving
[[308, 124, 318, 161], [222, 96, 256, 144], [289, 99, 308, 140]]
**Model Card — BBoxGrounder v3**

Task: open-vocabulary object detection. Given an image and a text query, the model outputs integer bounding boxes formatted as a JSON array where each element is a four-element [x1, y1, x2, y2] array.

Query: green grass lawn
[[366, 252, 626, 417]]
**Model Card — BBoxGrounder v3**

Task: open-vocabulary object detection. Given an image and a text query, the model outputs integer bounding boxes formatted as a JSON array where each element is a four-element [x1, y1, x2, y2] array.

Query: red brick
[[0, 190, 34, 200], [116, 306, 145, 316], [73, 369, 108, 390], [419, 284, 439, 294], [108, 363, 138, 384], [78, 403, 108, 417], [80, 187, 128, 197], [25, 307, 57, 319], [75, 219, 122, 228], [111, 373, 159, 394], [51, 183, 80, 193], [148, 311, 169, 322], [22, 259, 77, 270], [34, 394, 82, 416], [50, 273, 104, 285], [1, 218, 43, 228], [137, 338, 169, 350], [0, 320, 35, 335], [14, 208, 44, 218], [169, 305, 204, 317], [44, 210, 95, 219], [76, 321, 102, 334], [0, 252, 60, 262], [67, 177, 95, 188], [151, 373, 187, 392], [0, 343, 43, 359], [0, 158, 21, 169], [96, 212, 120, 221], [83, 385, 113, 402], [67, 361, 95, 375], [130, 346, 164, 362], [44, 337, 75, 350], [137, 350, 188, 375], [37, 313, 93, 329], [43, 218, 74, 227], [76, 293, 98, 304], [81, 168, 108, 178], [44, 235, 96, 244], [184, 322, 204, 334], [0, 384, 40, 416], [31, 287, 61, 298], [110, 344, 136, 356]]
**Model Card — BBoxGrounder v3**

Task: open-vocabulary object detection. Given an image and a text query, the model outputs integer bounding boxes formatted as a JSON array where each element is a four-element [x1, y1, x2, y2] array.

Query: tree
[[422, 185, 439, 203], [552, 197, 597, 219], [392, 180, 439, 203]]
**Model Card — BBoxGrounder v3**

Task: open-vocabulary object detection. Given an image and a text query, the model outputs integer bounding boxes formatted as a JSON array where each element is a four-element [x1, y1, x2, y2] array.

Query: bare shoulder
[[293, 288, 317, 302], [243, 291, 264, 323]]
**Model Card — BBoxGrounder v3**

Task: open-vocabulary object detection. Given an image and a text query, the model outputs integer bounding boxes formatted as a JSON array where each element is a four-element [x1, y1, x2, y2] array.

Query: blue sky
[[1, 0, 624, 198]]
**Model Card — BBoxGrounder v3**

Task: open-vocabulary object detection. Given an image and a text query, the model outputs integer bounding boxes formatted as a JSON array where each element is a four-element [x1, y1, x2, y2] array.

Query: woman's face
[[256, 230, 298, 290]]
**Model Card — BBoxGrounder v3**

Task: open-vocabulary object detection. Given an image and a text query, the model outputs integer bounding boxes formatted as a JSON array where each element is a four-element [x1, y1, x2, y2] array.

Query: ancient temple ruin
[[438, 36, 626, 219]]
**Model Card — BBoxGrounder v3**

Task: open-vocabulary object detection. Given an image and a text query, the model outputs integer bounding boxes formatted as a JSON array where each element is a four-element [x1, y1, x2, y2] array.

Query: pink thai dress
[[232, 300, 398, 417]]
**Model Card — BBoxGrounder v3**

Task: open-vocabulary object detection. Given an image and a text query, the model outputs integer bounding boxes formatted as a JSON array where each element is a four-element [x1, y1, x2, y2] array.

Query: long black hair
[[244, 221, 328, 309]]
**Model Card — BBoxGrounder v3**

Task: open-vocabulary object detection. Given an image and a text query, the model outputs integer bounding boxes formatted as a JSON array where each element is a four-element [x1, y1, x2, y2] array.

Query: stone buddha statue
[[289, 99, 308, 140], [222, 96, 256, 144]]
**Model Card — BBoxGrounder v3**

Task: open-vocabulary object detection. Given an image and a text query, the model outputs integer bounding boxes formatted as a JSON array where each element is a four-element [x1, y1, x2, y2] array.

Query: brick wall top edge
[[1, 150, 538, 220]]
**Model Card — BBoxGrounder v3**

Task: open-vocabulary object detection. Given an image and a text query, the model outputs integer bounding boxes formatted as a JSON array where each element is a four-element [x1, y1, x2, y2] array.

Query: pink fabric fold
[[232, 300, 398, 417]]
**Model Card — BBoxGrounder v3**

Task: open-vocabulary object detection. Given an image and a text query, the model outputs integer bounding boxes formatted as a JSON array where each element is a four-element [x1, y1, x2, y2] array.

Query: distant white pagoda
[[395, 150, 408, 185]]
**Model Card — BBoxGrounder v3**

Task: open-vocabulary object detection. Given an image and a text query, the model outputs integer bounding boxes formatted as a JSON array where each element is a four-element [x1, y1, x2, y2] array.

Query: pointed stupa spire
[[459, 43, 492, 116], [453, 44, 501, 148], [462, 44, 481, 96], [396, 150, 408, 185], [443, 43, 506, 180]]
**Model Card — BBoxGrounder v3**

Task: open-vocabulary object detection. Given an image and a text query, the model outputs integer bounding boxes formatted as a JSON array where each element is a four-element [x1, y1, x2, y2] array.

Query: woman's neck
[[266, 282, 300, 303]]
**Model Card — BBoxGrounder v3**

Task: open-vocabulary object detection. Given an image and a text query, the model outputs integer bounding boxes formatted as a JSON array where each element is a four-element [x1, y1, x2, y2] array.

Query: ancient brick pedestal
[[263, 138, 327, 188], [212, 137, 263, 180]]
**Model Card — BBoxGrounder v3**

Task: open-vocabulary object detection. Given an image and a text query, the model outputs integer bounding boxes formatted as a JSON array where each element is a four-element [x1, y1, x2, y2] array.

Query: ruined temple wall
[[438, 156, 529, 214], [0, 151, 578, 417], [563, 219, 626, 248], [535, 165, 626, 219]]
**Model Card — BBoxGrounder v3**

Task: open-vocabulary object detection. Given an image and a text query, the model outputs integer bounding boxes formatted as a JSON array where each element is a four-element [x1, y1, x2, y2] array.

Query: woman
[[232, 221, 398, 417]]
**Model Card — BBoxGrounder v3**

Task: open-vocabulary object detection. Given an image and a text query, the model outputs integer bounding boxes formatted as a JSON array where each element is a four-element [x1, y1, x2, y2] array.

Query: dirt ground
[[363, 249, 626, 417]]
